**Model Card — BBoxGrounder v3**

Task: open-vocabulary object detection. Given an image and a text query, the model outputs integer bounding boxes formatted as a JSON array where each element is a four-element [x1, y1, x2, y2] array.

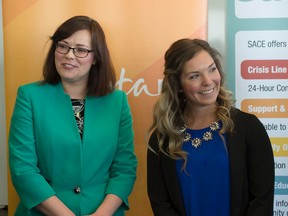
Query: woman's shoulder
[[19, 81, 57, 91], [99, 89, 128, 101], [231, 107, 255, 117], [17, 82, 63, 100], [230, 107, 261, 125], [19, 81, 41, 89], [109, 89, 126, 97], [89, 89, 129, 108]]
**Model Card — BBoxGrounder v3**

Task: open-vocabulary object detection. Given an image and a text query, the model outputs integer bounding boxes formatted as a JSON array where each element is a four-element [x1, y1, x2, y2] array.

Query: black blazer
[[147, 108, 274, 216]]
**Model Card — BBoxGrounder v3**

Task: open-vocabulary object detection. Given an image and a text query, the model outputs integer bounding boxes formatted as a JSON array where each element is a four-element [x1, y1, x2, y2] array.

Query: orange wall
[[3, 1, 207, 215]]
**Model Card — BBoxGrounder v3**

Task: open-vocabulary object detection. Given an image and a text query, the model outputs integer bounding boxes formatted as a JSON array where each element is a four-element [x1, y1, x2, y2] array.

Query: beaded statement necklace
[[179, 121, 220, 148]]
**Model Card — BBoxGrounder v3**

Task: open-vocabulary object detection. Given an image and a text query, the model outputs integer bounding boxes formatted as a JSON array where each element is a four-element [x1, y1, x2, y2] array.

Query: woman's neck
[[62, 81, 87, 99], [184, 105, 218, 129]]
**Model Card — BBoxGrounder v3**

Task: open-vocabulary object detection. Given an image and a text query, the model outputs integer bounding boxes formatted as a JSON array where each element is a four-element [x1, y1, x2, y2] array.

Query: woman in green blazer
[[9, 16, 137, 216]]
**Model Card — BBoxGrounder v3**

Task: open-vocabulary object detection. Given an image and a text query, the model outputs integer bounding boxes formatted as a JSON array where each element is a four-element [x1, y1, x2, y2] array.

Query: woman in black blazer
[[147, 38, 274, 216]]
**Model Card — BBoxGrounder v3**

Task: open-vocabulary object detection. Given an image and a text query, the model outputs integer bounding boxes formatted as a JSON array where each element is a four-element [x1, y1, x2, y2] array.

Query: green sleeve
[[105, 92, 137, 209], [9, 86, 55, 209]]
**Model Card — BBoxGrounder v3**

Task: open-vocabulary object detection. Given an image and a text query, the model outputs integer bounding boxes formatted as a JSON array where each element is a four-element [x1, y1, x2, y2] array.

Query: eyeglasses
[[56, 43, 93, 58]]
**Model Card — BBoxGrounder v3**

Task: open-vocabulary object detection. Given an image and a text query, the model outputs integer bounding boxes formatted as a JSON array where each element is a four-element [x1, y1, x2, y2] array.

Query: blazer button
[[73, 187, 81, 194]]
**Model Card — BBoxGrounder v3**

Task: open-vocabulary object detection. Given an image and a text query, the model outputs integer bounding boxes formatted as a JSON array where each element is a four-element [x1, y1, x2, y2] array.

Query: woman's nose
[[202, 74, 212, 85], [65, 49, 75, 59]]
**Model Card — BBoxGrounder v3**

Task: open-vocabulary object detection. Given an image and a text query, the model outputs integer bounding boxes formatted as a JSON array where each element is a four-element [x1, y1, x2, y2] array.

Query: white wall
[[0, 0, 8, 207], [208, 0, 226, 62]]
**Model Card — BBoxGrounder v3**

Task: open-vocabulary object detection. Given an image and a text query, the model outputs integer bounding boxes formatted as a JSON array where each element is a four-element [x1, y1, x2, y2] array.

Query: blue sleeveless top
[[176, 123, 230, 216]]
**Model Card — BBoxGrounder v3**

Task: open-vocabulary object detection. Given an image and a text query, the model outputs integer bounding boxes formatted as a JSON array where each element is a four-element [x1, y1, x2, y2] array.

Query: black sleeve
[[147, 131, 181, 216], [245, 114, 275, 216]]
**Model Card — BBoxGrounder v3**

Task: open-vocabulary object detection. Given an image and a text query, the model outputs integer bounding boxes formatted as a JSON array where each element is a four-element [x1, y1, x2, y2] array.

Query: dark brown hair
[[42, 15, 116, 96]]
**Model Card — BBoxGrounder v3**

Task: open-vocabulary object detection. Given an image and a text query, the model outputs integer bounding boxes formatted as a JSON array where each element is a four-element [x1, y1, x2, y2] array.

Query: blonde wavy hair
[[149, 38, 235, 167]]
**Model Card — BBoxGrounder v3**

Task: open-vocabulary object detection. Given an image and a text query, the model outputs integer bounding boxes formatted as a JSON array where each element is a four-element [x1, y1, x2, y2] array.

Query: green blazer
[[9, 82, 137, 216]]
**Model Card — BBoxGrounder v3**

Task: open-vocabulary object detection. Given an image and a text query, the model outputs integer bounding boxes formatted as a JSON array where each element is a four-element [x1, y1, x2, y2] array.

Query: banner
[[227, 0, 288, 214], [3, 1, 207, 215]]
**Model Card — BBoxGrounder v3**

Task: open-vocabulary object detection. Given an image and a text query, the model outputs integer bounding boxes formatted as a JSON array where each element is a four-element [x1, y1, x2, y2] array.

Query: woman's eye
[[59, 44, 68, 49], [189, 74, 198, 79], [76, 48, 88, 53], [210, 67, 217, 72]]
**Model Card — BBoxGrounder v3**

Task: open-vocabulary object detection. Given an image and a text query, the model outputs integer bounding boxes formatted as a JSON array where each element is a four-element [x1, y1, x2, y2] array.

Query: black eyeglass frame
[[55, 43, 94, 58]]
